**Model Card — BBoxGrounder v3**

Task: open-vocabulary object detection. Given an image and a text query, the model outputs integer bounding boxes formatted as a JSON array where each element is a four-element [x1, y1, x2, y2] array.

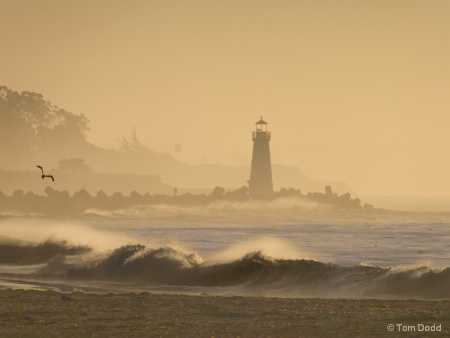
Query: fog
[[0, 218, 140, 252], [1, 0, 449, 197]]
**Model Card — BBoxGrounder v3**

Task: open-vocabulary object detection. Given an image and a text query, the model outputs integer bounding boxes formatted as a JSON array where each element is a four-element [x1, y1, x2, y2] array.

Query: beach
[[1, 289, 449, 337]]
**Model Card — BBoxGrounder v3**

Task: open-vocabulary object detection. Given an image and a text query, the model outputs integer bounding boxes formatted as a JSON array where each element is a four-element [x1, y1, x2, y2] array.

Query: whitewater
[[1, 200, 449, 299]]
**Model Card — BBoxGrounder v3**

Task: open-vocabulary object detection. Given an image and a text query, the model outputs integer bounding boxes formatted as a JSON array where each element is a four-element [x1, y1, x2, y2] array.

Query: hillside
[[0, 86, 353, 196]]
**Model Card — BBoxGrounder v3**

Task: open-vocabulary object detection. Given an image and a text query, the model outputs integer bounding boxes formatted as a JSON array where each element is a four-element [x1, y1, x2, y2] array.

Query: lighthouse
[[248, 117, 273, 197]]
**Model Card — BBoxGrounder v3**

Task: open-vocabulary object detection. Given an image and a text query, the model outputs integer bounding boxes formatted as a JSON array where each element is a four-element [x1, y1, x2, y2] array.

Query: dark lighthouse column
[[248, 117, 273, 197]]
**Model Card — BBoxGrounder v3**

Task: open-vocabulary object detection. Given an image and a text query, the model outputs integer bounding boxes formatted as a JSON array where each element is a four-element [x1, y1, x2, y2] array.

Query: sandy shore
[[0, 289, 449, 337]]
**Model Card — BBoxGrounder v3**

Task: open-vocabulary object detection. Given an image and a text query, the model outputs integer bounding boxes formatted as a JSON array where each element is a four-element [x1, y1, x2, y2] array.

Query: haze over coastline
[[1, 3, 450, 337], [1, 0, 449, 198]]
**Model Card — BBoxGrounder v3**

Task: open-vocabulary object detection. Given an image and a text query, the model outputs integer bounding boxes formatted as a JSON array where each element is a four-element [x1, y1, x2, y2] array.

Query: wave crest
[[0, 240, 91, 265], [64, 245, 450, 299]]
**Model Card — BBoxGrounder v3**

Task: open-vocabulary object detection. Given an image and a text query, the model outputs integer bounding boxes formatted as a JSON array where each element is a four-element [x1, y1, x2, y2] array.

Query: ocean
[[1, 200, 449, 299]]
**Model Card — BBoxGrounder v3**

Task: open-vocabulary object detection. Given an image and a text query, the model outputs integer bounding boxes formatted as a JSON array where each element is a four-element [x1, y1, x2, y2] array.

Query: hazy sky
[[1, 0, 449, 196]]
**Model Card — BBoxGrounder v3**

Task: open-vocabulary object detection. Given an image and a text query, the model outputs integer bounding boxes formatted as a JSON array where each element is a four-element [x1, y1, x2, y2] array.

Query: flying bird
[[42, 174, 55, 182], [36, 165, 55, 182]]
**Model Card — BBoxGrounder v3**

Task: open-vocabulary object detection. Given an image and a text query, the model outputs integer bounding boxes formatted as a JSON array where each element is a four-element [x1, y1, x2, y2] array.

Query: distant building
[[248, 117, 273, 197]]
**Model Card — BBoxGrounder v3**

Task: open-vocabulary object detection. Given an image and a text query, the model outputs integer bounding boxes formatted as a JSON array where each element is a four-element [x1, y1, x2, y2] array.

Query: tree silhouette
[[119, 127, 148, 153], [0, 86, 89, 139], [0, 86, 90, 168], [174, 143, 182, 160]]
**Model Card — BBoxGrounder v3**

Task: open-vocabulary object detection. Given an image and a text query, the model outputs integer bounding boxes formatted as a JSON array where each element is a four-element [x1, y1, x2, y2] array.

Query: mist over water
[[1, 204, 449, 299], [0, 218, 140, 251], [1, 0, 449, 309]]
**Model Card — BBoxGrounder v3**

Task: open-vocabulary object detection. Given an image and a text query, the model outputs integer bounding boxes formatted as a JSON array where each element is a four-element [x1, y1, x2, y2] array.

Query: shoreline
[[1, 289, 449, 337]]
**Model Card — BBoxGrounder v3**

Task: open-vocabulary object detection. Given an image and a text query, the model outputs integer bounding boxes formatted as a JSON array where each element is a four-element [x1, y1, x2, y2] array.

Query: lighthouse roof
[[256, 117, 267, 125]]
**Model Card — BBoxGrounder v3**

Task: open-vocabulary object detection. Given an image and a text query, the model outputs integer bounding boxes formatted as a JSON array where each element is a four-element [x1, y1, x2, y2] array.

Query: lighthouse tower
[[248, 117, 273, 197]]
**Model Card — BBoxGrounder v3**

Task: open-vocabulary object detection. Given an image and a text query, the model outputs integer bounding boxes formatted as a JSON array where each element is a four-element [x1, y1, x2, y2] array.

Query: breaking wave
[[0, 240, 91, 265], [60, 244, 450, 299]]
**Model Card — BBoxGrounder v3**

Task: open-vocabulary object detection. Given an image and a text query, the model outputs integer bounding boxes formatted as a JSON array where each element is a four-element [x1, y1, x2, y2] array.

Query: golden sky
[[1, 0, 449, 196]]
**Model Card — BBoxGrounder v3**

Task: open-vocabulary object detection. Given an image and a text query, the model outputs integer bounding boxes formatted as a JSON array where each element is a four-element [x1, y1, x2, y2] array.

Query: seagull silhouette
[[42, 174, 54, 182], [36, 165, 55, 182]]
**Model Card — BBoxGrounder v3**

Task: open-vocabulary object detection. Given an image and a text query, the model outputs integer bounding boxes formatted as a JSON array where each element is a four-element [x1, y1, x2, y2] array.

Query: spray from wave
[[84, 197, 325, 219], [59, 244, 450, 299], [1, 217, 449, 299], [0, 219, 141, 251], [0, 240, 91, 265]]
